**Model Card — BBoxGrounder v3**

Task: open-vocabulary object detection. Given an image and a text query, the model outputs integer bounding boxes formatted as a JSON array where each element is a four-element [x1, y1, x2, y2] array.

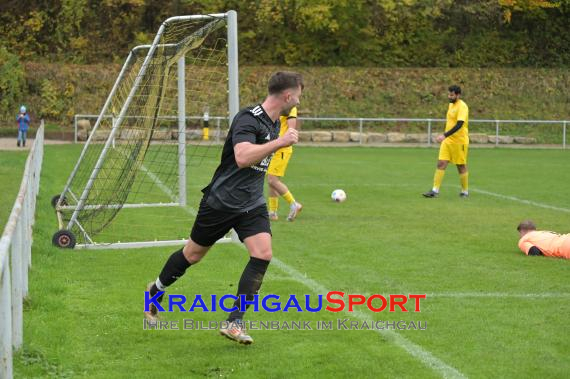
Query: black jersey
[[203, 104, 280, 212]]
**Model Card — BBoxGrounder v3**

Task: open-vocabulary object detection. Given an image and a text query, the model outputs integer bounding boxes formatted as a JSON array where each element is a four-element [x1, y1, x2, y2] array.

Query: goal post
[[52, 11, 239, 249]]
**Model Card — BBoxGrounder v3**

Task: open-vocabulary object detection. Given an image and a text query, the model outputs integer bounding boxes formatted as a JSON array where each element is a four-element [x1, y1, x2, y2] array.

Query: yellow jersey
[[277, 106, 297, 153], [445, 99, 469, 144]]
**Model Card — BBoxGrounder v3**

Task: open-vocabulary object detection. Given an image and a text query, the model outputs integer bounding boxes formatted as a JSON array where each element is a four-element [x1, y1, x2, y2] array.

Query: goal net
[[53, 12, 239, 249]]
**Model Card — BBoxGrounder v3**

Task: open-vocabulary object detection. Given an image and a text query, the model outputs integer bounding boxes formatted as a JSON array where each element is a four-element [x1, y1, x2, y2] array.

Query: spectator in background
[[16, 105, 30, 147]]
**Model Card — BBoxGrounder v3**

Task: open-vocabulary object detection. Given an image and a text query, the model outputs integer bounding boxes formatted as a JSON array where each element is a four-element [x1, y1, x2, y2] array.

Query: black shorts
[[190, 198, 271, 247]]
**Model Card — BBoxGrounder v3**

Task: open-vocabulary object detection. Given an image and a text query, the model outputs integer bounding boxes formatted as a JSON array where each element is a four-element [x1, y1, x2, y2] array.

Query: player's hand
[[436, 134, 445, 143], [280, 128, 298, 147]]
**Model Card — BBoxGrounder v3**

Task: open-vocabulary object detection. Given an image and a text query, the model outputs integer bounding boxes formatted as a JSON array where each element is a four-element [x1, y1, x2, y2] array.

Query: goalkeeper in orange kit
[[517, 220, 570, 259]]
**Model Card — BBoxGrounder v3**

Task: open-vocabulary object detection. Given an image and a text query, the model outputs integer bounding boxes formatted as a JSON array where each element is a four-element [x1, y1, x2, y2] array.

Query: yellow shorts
[[267, 149, 292, 177], [438, 142, 468, 165]]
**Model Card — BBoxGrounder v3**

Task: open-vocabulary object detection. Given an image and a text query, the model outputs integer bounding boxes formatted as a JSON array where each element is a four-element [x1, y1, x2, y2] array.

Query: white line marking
[[271, 257, 466, 379], [136, 162, 199, 216], [134, 161, 199, 216], [460, 187, 570, 213], [116, 147, 180, 203], [125, 153, 201, 216], [139, 164, 178, 203]]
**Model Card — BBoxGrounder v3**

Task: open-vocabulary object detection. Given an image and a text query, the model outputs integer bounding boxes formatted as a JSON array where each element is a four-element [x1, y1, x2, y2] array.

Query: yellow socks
[[460, 173, 469, 193], [433, 169, 445, 192], [268, 197, 279, 213], [282, 191, 295, 205], [270, 191, 296, 214]]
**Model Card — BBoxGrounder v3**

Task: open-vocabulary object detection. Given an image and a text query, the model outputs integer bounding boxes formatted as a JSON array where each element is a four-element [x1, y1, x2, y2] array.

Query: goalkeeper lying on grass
[[517, 220, 570, 259]]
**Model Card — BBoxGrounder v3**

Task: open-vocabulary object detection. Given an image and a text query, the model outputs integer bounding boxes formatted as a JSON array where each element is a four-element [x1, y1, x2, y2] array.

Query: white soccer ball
[[331, 189, 347, 203]]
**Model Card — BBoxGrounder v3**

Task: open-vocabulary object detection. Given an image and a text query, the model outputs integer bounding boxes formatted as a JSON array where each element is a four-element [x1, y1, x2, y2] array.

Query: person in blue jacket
[[16, 105, 30, 147]]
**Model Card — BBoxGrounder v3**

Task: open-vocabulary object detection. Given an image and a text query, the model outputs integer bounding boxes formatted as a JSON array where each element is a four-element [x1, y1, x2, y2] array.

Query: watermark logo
[[143, 319, 427, 331], [144, 292, 427, 314]]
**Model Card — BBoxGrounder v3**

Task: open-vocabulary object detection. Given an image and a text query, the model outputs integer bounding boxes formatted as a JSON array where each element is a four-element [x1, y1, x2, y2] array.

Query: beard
[[281, 103, 295, 115]]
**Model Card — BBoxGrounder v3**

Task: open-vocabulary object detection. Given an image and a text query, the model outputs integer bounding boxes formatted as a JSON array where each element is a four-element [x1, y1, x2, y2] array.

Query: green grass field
[[3, 145, 569, 378], [0, 151, 28, 225]]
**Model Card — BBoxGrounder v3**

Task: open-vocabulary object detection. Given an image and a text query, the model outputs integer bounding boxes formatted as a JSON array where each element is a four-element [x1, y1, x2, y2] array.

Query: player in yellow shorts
[[423, 85, 470, 198], [267, 106, 302, 221]]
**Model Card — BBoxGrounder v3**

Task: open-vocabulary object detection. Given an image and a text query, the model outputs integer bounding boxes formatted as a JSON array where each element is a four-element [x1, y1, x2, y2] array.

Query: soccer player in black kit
[[145, 72, 303, 344]]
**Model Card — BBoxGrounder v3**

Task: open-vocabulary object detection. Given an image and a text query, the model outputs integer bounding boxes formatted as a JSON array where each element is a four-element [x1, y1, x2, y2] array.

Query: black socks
[[148, 251, 270, 321], [228, 257, 270, 322], [150, 248, 191, 297]]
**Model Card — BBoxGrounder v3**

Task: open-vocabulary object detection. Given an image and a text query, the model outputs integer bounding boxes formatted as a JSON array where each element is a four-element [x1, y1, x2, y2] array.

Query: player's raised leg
[[145, 239, 210, 321]]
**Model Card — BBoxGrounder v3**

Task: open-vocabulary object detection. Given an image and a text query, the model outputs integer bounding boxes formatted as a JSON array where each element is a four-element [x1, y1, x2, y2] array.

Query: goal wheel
[[52, 230, 76, 249], [51, 194, 68, 208]]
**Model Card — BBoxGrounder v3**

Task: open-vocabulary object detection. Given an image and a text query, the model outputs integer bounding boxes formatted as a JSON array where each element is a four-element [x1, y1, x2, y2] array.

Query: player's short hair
[[448, 85, 462, 95], [268, 72, 304, 95], [517, 220, 537, 232]]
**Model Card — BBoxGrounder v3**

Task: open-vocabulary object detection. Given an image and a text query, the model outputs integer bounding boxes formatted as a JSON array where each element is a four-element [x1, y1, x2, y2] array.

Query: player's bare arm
[[288, 117, 298, 130]]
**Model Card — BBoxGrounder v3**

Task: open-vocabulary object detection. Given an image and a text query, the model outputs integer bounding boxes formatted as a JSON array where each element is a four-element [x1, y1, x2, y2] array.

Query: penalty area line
[[464, 187, 570, 213]]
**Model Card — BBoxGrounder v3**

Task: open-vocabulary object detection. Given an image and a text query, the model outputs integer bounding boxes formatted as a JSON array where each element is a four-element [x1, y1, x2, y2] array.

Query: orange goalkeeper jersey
[[518, 231, 570, 259]]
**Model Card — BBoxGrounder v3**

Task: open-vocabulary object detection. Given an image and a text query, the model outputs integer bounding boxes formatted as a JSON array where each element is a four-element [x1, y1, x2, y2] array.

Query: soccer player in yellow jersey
[[423, 85, 469, 198], [267, 106, 302, 221]]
